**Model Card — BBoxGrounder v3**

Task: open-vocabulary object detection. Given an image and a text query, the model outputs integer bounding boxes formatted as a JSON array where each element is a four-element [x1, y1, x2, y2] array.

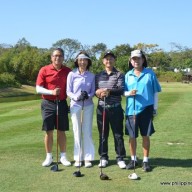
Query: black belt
[[103, 103, 121, 108], [45, 99, 66, 103]]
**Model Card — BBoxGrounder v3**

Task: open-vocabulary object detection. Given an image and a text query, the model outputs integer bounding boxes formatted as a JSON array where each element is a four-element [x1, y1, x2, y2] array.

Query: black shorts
[[41, 99, 69, 131], [125, 105, 155, 138]]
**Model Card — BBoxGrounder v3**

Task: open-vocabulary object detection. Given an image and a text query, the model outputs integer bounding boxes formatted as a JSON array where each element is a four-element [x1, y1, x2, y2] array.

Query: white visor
[[77, 54, 90, 60]]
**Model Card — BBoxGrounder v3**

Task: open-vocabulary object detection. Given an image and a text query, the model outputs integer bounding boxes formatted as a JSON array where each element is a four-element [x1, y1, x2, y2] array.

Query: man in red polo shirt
[[36, 48, 71, 167]]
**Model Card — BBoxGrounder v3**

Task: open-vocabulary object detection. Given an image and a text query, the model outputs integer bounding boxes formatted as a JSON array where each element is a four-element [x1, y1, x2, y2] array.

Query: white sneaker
[[98, 160, 108, 168], [60, 156, 71, 166], [42, 156, 53, 167], [85, 161, 92, 168], [74, 161, 82, 167], [117, 161, 126, 169]]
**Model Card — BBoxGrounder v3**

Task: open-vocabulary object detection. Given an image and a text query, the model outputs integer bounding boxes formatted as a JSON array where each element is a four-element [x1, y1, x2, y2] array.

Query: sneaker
[[42, 156, 53, 167], [126, 160, 138, 170], [142, 162, 151, 172], [117, 161, 126, 169], [98, 159, 108, 168], [85, 161, 92, 168], [60, 156, 71, 166], [74, 161, 82, 167]]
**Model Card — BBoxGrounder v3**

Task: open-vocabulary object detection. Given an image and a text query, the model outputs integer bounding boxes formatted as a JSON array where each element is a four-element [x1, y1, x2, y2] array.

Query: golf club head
[[73, 171, 83, 177], [50, 164, 59, 172], [128, 173, 139, 180], [100, 173, 109, 180]]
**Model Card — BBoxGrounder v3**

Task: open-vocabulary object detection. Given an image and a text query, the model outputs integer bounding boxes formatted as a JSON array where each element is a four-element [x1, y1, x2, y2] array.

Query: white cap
[[131, 50, 142, 58]]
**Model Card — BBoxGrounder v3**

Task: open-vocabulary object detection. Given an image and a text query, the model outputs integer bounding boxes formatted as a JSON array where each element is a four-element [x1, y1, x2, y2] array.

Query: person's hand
[[77, 91, 89, 101], [52, 87, 61, 96], [81, 91, 89, 100], [95, 88, 104, 98], [130, 89, 137, 96], [96, 88, 109, 99]]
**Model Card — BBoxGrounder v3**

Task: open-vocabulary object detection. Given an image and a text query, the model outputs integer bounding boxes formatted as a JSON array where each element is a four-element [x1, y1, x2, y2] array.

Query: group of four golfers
[[36, 48, 161, 172]]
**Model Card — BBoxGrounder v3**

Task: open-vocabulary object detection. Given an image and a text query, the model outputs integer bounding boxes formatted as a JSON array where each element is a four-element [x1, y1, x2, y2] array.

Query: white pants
[[70, 104, 95, 161]]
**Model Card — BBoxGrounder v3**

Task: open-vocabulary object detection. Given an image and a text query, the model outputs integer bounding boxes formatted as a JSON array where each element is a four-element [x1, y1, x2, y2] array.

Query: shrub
[[0, 72, 21, 88], [155, 71, 183, 82]]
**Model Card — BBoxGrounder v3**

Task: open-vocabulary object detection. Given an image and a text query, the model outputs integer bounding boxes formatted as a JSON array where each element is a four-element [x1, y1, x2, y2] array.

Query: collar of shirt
[[129, 67, 148, 78], [103, 67, 118, 75], [49, 63, 64, 71], [73, 68, 88, 75]]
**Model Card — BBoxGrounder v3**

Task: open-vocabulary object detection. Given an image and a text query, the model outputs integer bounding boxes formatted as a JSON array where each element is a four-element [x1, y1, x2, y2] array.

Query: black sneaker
[[126, 160, 138, 170], [142, 162, 151, 172]]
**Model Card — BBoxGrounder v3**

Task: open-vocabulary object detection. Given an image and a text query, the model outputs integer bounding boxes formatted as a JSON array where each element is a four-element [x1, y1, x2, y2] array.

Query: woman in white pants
[[67, 51, 95, 168]]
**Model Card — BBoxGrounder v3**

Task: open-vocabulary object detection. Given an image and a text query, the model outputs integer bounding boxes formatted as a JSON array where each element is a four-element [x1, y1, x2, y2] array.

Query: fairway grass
[[0, 82, 192, 192]]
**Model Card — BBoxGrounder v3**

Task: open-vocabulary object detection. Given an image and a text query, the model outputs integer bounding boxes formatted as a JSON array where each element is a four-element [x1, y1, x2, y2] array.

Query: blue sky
[[0, 0, 191, 51]]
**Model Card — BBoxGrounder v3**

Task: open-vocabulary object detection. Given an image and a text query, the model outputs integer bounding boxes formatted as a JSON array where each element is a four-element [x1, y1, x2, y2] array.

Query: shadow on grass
[[92, 158, 192, 170], [151, 158, 192, 168]]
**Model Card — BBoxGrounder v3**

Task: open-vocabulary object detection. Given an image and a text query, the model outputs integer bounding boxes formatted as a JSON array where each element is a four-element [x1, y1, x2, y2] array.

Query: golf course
[[0, 82, 192, 192]]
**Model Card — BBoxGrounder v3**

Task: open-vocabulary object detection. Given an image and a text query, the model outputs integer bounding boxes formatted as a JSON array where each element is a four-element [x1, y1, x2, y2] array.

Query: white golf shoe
[[60, 156, 71, 166], [85, 161, 92, 168], [74, 161, 82, 167], [42, 156, 53, 167], [98, 159, 108, 168], [117, 161, 126, 169]]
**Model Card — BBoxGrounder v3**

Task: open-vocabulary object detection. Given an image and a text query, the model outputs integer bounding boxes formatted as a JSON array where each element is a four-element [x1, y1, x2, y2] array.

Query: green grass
[[0, 85, 36, 97], [0, 82, 192, 192]]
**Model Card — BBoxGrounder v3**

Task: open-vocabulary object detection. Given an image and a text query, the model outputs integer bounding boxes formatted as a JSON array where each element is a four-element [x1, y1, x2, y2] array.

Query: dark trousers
[[97, 105, 126, 162]]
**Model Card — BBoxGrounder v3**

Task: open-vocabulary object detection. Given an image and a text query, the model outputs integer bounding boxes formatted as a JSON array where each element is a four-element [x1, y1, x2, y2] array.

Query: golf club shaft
[[101, 97, 106, 173], [79, 100, 84, 170], [56, 97, 59, 166], [133, 95, 136, 173]]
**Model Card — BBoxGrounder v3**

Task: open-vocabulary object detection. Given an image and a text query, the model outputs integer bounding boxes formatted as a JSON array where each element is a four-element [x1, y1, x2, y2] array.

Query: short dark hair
[[74, 51, 92, 70], [52, 48, 64, 57], [128, 50, 148, 70]]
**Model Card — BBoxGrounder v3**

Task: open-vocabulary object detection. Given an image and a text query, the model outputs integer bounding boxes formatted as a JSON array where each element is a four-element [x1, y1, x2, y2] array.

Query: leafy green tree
[[52, 38, 81, 63], [113, 44, 132, 57], [169, 49, 192, 69], [0, 44, 12, 56], [90, 43, 107, 57], [1, 37, 192, 87], [169, 43, 192, 69], [115, 55, 129, 74], [11, 47, 50, 84], [133, 43, 161, 53], [0, 72, 21, 88], [0, 49, 15, 74], [148, 51, 171, 70]]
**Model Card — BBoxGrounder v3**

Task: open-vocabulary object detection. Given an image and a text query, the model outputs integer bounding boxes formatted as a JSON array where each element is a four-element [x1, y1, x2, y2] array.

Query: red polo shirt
[[36, 64, 71, 100]]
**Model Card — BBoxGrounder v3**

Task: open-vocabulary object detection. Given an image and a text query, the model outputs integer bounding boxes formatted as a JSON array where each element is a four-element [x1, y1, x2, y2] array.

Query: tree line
[[0, 38, 192, 88]]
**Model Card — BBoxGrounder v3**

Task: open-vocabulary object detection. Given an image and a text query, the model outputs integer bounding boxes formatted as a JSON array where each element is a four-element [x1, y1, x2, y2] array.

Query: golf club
[[73, 100, 84, 177], [51, 97, 59, 172], [128, 95, 139, 180], [100, 97, 109, 180]]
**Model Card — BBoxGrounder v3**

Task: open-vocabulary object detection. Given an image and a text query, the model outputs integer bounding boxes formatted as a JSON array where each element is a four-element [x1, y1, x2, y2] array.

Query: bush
[[0, 72, 21, 88], [155, 71, 183, 82]]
